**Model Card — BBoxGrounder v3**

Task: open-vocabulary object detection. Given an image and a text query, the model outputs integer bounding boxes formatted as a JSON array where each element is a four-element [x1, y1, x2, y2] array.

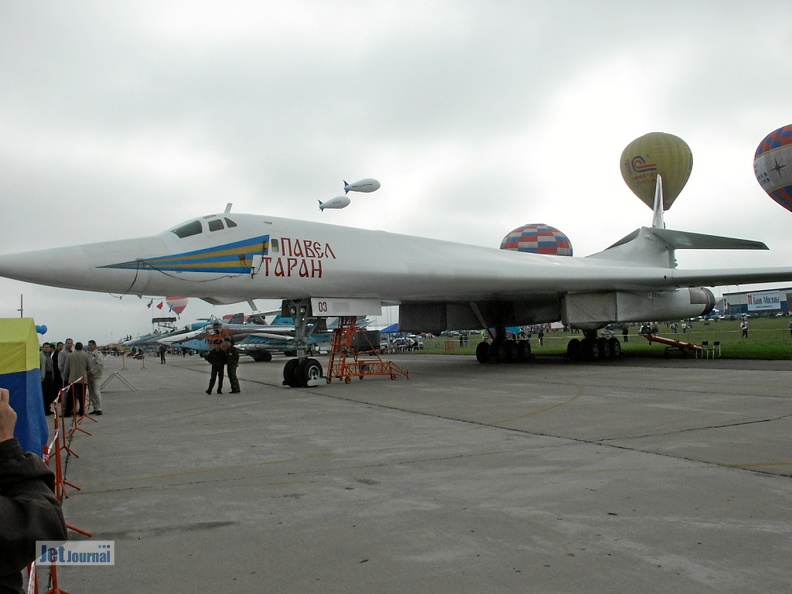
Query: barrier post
[[78, 379, 98, 424], [43, 564, 69, 594], [52, 393, 81, 499], [65, 382, 91, 439]]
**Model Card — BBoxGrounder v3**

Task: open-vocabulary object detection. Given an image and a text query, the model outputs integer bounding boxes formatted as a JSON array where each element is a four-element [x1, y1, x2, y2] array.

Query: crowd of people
[[39, 338, 104, 418]]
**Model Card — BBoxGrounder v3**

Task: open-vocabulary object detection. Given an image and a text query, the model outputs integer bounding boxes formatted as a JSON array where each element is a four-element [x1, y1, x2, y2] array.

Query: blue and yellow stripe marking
[[102, 235, 269, 274]]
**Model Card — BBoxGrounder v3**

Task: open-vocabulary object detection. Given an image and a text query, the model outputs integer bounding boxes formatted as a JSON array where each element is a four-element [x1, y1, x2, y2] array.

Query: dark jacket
[[225, 346, 240, 367], [0, 438, 67, 594], [206, 348, 227, 367]]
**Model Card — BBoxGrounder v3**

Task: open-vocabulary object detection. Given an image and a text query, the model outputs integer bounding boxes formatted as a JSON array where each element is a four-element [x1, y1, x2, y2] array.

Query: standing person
[[740, 319, 748, 338], [62, 342, 89, 417], [51, 341, 64, 390], [86, 340, 104, 416], [39, 343, 57, 416], [57, 338, 74, 387], [0, 388, 68, 594], [205, 346, 227, 395], [224, 338, 241, 394], [207, 321, 230, 351], [158, 344, 167, 364]]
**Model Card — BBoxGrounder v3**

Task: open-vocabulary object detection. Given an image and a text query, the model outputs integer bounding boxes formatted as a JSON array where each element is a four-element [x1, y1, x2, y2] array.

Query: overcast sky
[[2, 1, 792, 343]]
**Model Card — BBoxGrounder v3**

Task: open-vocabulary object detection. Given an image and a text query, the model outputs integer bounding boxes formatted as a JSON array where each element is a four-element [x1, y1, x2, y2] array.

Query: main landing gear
[[475, 338, 533, 364], [564, 331, 622, 362], [474, 330, 622, 364]]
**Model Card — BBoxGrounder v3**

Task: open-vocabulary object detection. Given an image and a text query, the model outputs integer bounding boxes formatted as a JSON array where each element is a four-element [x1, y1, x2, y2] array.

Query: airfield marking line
[[484, 382, 586, 426], [595, 411, 792, 443], [725, 461, 792, 471]]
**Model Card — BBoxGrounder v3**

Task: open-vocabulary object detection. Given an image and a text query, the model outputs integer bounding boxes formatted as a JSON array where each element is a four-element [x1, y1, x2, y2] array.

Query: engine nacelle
[[561, 288, 715, 331]]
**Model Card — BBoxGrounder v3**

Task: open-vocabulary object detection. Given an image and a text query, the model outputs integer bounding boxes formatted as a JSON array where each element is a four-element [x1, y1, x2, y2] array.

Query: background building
[[722, 288, 792, 316]]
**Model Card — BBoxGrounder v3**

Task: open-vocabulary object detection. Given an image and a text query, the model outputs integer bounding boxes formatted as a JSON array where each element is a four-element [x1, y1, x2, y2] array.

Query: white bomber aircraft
[[2, 177, 792, 387]]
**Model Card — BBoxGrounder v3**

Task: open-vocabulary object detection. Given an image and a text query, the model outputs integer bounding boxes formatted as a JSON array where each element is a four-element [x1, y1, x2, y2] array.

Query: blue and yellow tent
[[0, 318, 47, 454]]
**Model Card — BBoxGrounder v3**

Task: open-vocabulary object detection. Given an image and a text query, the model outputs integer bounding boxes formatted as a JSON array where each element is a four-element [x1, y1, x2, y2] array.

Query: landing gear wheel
[[608, 337, 622, 358], [503, 340, 516, 363], [252, 351, 273, 362], [475, 341, 490, 364], [598, 337, 611, 360], [516, 340, 532, 362], [488, 340, 508, 363], [299, 358, 323, 387], [566, 338, 582, 362], [283, 359, 301, 387], [582, 338, 601, 361]]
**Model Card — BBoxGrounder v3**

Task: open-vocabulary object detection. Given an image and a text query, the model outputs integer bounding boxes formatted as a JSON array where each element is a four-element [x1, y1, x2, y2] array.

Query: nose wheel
[[283, 358, 324, 388]]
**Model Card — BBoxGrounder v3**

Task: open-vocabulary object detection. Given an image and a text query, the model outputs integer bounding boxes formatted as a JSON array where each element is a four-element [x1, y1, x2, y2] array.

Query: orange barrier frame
[[643, 333, 703, 357], [31, 379, 99, 593]]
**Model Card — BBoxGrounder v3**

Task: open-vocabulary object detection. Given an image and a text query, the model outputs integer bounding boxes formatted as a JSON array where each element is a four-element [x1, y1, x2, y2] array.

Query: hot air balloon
[[754, 124, 792, 213], [620, 132, 693, 211], [165, 296, 189, 315], [500, 224, 573, 256]]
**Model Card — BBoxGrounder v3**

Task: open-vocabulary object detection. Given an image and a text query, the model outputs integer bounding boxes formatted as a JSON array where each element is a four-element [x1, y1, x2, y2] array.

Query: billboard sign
[[747, 290, 781, 312]]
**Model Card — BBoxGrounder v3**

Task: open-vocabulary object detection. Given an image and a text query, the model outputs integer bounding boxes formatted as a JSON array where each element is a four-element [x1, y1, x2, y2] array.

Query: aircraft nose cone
[[0, 250, 60, 285], [0, 237, 167, 294]]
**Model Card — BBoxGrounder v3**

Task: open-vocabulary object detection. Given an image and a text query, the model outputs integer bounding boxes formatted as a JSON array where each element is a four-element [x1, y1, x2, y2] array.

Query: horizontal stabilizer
[[602, 227, 767, 253], [649, 228, 768, 251]]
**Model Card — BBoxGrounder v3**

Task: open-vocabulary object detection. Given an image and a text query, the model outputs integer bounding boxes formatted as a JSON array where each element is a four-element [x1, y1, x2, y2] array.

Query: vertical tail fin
[[652, 174, 665, 229]]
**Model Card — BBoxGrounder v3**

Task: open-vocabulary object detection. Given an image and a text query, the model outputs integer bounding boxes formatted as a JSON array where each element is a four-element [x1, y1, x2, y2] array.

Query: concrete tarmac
[[52, 352, 792, 593]]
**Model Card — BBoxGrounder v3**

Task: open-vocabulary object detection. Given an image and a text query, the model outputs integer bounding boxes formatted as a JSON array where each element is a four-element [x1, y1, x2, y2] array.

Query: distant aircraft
[[234, 315, 370, 361], [163, 314, 342, 362], [1, 177, 791, 387]]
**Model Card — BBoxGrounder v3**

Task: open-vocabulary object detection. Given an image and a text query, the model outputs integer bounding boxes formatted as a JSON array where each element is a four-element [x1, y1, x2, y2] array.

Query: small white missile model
[[343, 178, 381, 194], [318, 195, 351, 211]]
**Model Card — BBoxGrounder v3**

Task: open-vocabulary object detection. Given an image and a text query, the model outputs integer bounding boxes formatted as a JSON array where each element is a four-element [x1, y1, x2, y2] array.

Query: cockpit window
[[208, 219, 224, 232], [171, 220, 203, 238], [224, 217, 237, 228]]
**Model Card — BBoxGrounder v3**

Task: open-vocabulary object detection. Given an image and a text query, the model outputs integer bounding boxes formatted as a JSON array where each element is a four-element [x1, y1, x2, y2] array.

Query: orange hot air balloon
[[620, 132, 693, 211]]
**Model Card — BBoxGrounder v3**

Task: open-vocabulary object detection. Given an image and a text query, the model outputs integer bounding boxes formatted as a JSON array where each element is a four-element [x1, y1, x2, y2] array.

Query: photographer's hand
[[0, 388, 17, 442]]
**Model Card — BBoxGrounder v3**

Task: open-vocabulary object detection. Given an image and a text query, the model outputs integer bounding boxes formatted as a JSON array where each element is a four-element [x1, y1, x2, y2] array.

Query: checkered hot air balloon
[[500, 224, 573, 256], [754, 124, 792, 214]]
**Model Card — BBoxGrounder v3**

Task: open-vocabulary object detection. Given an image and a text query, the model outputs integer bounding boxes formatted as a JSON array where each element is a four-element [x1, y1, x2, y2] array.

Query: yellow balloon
[[620, 132, 693, 210]]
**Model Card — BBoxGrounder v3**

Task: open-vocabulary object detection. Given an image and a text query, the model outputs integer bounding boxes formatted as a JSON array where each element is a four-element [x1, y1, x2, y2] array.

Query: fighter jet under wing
[[2, 178, 792, 387]]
